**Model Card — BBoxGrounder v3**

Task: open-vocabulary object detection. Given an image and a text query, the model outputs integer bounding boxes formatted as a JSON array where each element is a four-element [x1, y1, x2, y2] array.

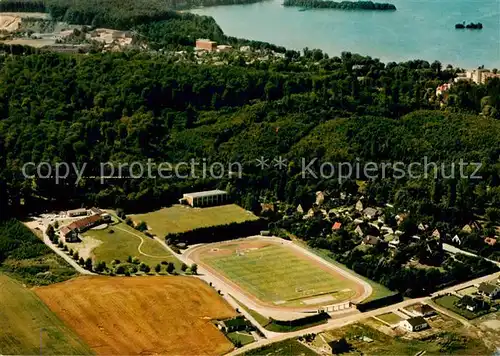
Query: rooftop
[[66, 214, 101, 231], [479, 282, 498, 295], [406, 316, 427, 327], [183, 190, 227, 198]]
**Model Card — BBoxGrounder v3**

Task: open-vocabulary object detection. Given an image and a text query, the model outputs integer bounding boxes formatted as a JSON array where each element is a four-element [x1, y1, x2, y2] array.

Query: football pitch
[[195, 240, 362, 307]]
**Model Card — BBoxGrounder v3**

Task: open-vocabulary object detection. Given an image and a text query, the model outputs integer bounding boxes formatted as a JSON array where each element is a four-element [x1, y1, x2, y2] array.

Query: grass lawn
[[130, 204, 258, 237], [202, 242, 358, 306], [243, 339, 317, 356], [457, 286, 479, 296], [226, 331, 255, 346], [81, 221, 181, 270], [433, 295, 488, 320], [291, 241, 396, 303], [0, 274, 92, 355], [376, 312, 403, 325]]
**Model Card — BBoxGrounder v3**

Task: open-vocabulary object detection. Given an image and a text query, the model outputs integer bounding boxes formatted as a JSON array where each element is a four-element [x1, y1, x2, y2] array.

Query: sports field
[[0, 274, 91, 355], [35, 276, 237, 355], [192, 239, 364, 308], [130, 204, 258, 237]]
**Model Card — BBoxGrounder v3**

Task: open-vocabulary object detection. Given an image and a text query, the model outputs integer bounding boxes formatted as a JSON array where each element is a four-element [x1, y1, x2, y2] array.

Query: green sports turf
[[202, 244, 357, 305]]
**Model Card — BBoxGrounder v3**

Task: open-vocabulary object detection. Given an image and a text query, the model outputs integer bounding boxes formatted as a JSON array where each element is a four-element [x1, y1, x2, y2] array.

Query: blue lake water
[[191, 0, 500, 68]]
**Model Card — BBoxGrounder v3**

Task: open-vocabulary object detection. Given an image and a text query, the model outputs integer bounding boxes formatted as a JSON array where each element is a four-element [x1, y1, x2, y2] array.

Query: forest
[[283, 0, 396, 11]]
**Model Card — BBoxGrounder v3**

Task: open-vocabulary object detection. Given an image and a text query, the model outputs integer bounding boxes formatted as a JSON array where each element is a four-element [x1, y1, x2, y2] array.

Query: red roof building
[[332, 222, 342, 230]]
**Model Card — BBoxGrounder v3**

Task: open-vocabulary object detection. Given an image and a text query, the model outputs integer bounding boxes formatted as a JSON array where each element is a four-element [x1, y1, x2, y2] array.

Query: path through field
[[113, 225, 172, 259]]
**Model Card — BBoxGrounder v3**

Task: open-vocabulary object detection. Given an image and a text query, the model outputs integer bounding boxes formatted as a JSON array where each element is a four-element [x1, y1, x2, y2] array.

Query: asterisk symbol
[[273, 156, 288, 170], [255, 157, 270, 170]]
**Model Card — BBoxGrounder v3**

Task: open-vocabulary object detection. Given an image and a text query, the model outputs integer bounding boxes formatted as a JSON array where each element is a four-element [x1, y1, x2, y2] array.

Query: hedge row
[[269, 311, 330, 328], [166, 219, 265, 245], [355, 292, 403, 312]]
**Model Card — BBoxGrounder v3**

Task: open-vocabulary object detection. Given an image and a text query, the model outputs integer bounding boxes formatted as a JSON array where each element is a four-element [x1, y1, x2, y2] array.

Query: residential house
[[353, 218, 364, 226], [381, 226, 394, 234], [463, 220, 481, 233], [362, 235, 381, 246], [297, 204, 304, 214], [460, 295, 489, 312], [388, 236, 400, 248], [452, 235, 462, 245], [355, 200, 364, 212], [400, 316, 428, 332], [418, 223, 428, 232], [354, 225, 365, 237], [260, 203, 276, 214], [363, 207, 379, 220], [60, 226, 78, 243], [395, 213, 407, 226], [315, 191, 325, 205], [413, 304, 436, 317], [332, 222, 342, 231], [478, 282, 500, 299], [484, 237, 497, 246], [216, 316, 247, 333], [432, 229, 442, 239], [435, 83, 451, 97]]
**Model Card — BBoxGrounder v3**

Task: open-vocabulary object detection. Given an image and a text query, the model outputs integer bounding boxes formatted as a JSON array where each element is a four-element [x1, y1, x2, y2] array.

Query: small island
[[283, 0, 397, 11], [455, 22, 483, 30]]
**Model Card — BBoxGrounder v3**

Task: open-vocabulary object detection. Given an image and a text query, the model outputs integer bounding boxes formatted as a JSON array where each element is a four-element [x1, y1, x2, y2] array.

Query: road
[[443, 243, 500, 266], [228, 270, 500, 355], [36, 219, 95, 275]]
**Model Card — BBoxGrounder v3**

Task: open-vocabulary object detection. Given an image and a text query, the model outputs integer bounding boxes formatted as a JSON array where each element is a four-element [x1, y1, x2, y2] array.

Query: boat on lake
[[455, 22, 483, 29]]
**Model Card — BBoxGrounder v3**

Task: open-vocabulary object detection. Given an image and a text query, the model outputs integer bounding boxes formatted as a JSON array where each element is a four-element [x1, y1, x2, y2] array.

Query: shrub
[[136, 221, 148, 232], [166, 262, 175, 273]]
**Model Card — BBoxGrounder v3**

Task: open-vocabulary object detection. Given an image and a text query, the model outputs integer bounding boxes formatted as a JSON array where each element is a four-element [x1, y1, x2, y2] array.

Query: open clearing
[[0, 274, 91, 355], [77, 220, 181, 269], [376, 312, 403, 325], [190, 238, 364, 308], [35, 276, 237, 355], [130, 204, 258, 237]]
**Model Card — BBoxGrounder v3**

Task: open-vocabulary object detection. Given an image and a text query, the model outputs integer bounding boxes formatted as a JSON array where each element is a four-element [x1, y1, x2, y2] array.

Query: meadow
[[130, 204, 258, 237], [0, 274, 91, 355], [197, 240, 361, 307], [35, 276, 237, 355], [78, 219, 181, 269]]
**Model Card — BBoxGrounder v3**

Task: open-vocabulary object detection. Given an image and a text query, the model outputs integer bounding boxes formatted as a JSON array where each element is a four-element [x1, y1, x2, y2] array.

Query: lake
[[191, 0, 500, 68]]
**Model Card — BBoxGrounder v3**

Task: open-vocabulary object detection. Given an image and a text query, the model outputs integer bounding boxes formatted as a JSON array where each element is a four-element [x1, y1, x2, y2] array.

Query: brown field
[[35, 276, 237, 355]]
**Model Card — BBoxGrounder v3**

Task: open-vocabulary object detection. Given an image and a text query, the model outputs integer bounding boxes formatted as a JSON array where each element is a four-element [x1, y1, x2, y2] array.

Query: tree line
[[282, 0, 396, 10]]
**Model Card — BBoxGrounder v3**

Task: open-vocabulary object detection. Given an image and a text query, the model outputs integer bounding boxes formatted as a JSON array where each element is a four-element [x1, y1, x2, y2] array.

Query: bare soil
[[35, 276, 237, 355]]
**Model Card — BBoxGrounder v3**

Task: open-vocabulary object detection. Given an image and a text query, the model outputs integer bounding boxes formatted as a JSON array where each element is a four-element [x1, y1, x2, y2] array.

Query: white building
[[400, 316, 428, 332], [180, 190, 228, 207]]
